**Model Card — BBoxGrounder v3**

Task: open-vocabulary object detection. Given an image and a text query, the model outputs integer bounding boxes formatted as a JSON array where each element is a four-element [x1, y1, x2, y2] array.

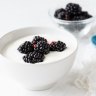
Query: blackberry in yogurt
[[17, 36, 67, 64]]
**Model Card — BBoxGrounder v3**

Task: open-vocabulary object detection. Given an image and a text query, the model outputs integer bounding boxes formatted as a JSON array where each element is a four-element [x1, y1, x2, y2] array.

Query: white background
[[0, 0, 95, 96]]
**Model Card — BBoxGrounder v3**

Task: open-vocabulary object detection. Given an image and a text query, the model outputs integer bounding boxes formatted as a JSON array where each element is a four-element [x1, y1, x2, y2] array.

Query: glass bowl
[[48, 2, 96, 38]]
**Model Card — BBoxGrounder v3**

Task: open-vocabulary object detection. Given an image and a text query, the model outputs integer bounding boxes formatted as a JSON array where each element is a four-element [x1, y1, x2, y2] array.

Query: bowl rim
[[48, 7, 96, 24], [0, 26, 78, 65]]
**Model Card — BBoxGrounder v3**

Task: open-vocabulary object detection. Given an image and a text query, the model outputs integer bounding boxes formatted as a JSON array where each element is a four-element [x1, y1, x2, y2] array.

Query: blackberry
[[50, 41, 66, 51], [72, 11, 92, 20], [54, 8, 73, 20], [56, 41, 67, 51], [34, 41, 50, 54], [18, 41, 34, 54], [87, 14, 92, 18], [66, 3, 82, 16], [81, 11, 92, 19], [57, 11, 66, 20], [50, 42, 57, 51], [32, 36, 47, 44], [23, 51, 45, 63], [54, 8, 66, 20]]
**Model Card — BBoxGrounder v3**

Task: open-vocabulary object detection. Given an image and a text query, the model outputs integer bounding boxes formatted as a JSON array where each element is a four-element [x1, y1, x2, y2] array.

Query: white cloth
[[75, 41, 96, 96]]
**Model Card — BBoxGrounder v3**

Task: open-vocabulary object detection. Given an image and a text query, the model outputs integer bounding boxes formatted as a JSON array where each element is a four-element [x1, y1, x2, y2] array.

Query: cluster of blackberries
[[18, 36, 67, 64], [54, 3, 92, 20]]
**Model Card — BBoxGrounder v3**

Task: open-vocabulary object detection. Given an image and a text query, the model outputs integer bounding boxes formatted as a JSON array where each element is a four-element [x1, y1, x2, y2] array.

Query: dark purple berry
[[18, 41, 34, 54], [32, 36, 47, 44], [81, 11, 92, 19], [23, 51, 45, 63], [55, 41, 67, 51], [50, 41, 67, 51], [34, 41, 50, 54], [50, 42, 57, 51], [66, 3, 82, 16], [56, 11, 66, 20], [54, 8, 65, 19]]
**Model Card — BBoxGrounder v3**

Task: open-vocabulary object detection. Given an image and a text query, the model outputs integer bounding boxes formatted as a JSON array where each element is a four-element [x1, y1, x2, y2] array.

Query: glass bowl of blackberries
[[49, 2, 96, 38]]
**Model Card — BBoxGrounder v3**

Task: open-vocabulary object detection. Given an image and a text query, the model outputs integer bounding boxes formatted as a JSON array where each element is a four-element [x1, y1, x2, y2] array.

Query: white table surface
[[0, 0, 96, 96]]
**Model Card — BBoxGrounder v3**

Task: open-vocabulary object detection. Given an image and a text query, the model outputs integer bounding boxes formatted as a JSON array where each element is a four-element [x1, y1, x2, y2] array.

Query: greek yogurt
[[1, 34, 77, 64]]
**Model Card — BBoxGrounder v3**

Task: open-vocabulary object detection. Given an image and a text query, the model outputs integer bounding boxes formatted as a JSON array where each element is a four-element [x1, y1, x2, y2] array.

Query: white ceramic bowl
[[0, 27, 77, 90]]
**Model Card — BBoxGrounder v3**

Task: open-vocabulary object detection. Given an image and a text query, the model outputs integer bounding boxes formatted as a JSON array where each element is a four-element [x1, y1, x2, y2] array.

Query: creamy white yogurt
[[1, 34, 76, 64]]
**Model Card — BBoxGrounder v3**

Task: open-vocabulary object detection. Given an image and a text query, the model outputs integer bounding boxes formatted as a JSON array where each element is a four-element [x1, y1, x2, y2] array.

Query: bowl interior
[[0, 27, 77, 64]]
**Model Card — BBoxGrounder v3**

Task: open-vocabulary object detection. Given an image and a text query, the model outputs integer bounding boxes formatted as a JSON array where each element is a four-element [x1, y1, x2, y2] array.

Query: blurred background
[[0, 0, 95, 36]]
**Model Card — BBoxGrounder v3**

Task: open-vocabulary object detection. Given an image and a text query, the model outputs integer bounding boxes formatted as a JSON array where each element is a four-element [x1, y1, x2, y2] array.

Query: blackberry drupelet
[[34, 41, 50, 54], [65, 3, 82, 16], [23, 51, 45, 63], [18, 41, 34, 54], [32, 36, 47, 44]]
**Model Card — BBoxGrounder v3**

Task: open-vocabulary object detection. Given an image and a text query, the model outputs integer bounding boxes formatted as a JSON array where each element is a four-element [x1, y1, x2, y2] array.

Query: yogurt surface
[[1, 34, 77, 64]]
